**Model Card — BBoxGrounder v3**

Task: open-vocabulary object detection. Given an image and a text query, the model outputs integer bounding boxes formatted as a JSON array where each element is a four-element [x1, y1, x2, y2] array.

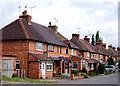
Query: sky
[[0, 0, 119, 48]]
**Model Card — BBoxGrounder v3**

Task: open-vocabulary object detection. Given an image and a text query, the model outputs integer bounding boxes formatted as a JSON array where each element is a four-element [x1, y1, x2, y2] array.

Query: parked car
[[105, 65, 115, 73], [89, 68, 108, 73]]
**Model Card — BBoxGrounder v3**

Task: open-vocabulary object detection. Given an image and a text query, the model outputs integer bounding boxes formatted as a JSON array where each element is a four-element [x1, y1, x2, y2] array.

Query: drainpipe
[[27, 40, 29, 78]]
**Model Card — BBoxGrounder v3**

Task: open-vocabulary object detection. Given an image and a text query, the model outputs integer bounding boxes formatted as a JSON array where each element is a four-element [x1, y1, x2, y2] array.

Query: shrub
[[12, 74, 17, 78], [87, 72, 97, 75], [57, 72, 61, 75], [108, 57, 115, 65], [53, 73, 56, 76], [104, 71, 108, 75], [80, 73, 84, 76], [98, 63, 105, 74], [71, 70, 79, 75], [82, 67, 87, 73], [84, 75, 88, 78], [62, 73, 70, 79]]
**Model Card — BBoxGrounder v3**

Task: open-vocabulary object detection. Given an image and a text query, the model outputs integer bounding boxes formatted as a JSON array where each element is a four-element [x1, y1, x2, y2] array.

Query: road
[[2, 73, 119, 86], [53, 73, 119, 84]]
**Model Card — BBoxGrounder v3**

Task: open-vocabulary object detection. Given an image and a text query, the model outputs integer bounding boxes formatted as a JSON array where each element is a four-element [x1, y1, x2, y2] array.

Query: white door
[[41, 61, 45, 78]]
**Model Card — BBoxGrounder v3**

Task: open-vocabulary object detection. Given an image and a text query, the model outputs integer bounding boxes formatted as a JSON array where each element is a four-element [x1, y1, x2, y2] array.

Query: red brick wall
[[2, 40, 29, 77], [29, 62, 40, 79]]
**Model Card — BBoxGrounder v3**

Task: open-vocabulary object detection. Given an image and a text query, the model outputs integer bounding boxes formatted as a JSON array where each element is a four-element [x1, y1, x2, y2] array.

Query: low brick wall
[[71, 73, 85, 80]]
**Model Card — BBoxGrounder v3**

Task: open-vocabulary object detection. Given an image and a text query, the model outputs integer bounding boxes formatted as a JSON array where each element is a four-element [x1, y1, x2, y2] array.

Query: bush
[[104, 71, 108, 75], [12, 74, 17, 78], [71, 70, 79, 75], [62, 73, 70, 79], [84, 75, 88, 78], [98, 63, 105, 74], [57, 72, 61, 75], [53, 73, 56, 76], [87, 72, 97, 75], [108, 57, 115, 65], [80, 73, 84, 76], [82, 67, 87, 73]]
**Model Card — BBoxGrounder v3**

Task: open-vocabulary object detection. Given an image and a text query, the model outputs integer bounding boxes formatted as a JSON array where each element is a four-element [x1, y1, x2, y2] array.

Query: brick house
[[1, 10, 72, 79], [95, 42, 108, 65], [70, 34, 99, 71]]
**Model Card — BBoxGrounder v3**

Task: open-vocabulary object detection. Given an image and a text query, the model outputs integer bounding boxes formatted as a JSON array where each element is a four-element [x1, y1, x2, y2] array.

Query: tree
[[98, 63, 105, 74], [108, 57, 115, 65], [96, 31, 99, 42], [91, 34, 95, 46]]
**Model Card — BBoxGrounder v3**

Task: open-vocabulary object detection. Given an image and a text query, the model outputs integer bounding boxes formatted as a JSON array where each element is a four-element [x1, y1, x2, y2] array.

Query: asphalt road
[[53, 73, 119, 84], [2, 73, 119, 86]]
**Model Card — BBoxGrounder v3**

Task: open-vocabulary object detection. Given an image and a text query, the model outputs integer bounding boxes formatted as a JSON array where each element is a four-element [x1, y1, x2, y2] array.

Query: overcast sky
[[0, 0, 119, 48]]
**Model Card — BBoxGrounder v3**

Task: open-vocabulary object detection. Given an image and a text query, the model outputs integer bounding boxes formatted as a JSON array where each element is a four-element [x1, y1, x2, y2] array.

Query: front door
[[41, 61, 45, 78]]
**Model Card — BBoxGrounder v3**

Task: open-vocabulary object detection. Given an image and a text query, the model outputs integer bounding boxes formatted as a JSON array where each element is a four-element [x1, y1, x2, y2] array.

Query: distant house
[[70, 34, 99, 71], [1, 10, 71, 79]]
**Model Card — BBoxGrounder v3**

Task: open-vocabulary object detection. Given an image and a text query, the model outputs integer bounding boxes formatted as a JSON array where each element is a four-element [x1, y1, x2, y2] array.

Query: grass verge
[[2, 75, 57, 84]]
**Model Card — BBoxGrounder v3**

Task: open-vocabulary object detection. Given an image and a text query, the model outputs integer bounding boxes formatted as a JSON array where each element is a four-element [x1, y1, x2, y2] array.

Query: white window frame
[[36, 42, 43, 51], [87, 52, 89, 57], [46, 61, 53, 71], [71, 49, 74, 55], [48, 45, 54, 52], [82, 61, 87, 69], [72, 62, 78, 70]]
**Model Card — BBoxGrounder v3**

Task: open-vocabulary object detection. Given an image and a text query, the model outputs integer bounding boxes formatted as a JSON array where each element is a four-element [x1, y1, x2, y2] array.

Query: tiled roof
[[95, 45, 109, 56], [70, 38, 97, 53], [70, 55, 85, 60], [1, 19, 66, 47], [107, 48, 118, 57], [29, 52, 53, 61]]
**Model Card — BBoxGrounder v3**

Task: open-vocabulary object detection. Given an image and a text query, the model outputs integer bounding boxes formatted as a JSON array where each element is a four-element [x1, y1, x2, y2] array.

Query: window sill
[[36, 49, 43, 51], [72, 69, 78, 70], [46, 70, 53, 71]]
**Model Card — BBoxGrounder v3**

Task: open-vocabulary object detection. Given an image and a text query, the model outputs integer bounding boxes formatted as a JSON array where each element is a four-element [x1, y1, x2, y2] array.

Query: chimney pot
[[108, 44, 112, 49], [72, 33, 80, 39], [96, 42, 101, 46], [49, 22, 51, 26], [48, 22, 57, 32], [102, 43, 106, 48], [84, 35, 90, 43]]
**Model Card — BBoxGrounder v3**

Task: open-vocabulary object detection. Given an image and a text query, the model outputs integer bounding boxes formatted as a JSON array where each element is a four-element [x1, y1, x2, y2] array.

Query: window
[[71, 49, 74, 55], [87, 52, 89, 57], [16, 60, 20, 69], [82, 61, 87, 69], [48, 45, 54, 51], [36, 42, 43, 51], [66, 47, 68, 54], [57, 46, 59, 53], [90, 53, 92, 58], [94, 54, 96, 57], [46, 62, 53, 71], [60, 47, 62, 53], [72, 62, 78, 70]]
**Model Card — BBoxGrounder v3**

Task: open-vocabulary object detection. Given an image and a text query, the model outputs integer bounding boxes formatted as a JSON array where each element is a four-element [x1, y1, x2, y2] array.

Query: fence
[[16, 69, 26, 78]]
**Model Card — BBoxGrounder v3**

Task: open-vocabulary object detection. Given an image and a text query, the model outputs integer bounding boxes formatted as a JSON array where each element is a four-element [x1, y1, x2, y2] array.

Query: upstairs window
[[60, 47, 62, 53], [71, 49, 74, 55], [16, 60, 20, 69], [87, 52, 89, 57], [48, 45, 54, 52], [36, 42, 43, 51], [57, 46, 59, 53], [66, 47, 68, 54]]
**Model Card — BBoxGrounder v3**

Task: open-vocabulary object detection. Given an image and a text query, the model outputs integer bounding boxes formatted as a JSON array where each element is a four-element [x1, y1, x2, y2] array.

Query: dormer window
[[48, 45, 54, 52]]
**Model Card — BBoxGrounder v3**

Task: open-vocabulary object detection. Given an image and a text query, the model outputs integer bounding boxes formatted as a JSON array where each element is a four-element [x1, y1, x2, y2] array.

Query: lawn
[[2, 75, 58, 84]]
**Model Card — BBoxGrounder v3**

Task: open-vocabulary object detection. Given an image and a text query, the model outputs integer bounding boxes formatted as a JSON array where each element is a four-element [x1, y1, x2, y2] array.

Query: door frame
[[41, 61, 45, 78]]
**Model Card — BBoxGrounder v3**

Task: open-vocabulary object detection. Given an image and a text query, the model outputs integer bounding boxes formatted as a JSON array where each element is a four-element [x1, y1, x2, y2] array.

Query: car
[[105, 65, 116, 73]]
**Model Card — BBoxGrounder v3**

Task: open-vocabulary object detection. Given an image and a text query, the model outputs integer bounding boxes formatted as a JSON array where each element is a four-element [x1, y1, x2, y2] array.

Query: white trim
[[36, 42, 43, 51]]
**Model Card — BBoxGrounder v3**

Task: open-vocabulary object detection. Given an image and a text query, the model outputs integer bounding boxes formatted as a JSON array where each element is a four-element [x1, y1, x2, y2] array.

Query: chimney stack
[[96, 42, 101, 46], [72, 33, 79, 39], [84, 36, 90, 43], [112, 46, 116, 51], [19, 10, 31, 25], [48, 22, 57, 32], [108, 44, 112, 49], [117, 47, 120, 52], [102, 43, 106, 48]]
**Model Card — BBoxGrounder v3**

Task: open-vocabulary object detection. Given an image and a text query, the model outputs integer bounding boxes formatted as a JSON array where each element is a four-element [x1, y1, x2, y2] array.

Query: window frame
[[16, 60, 20, 70], [87, 52, 89, 57], [36, 42, 43, 51], [71, 49, 74, 55], [46, 61, 53, 71], [72, 62, 78, 70], [48, 45, 54, 52]]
